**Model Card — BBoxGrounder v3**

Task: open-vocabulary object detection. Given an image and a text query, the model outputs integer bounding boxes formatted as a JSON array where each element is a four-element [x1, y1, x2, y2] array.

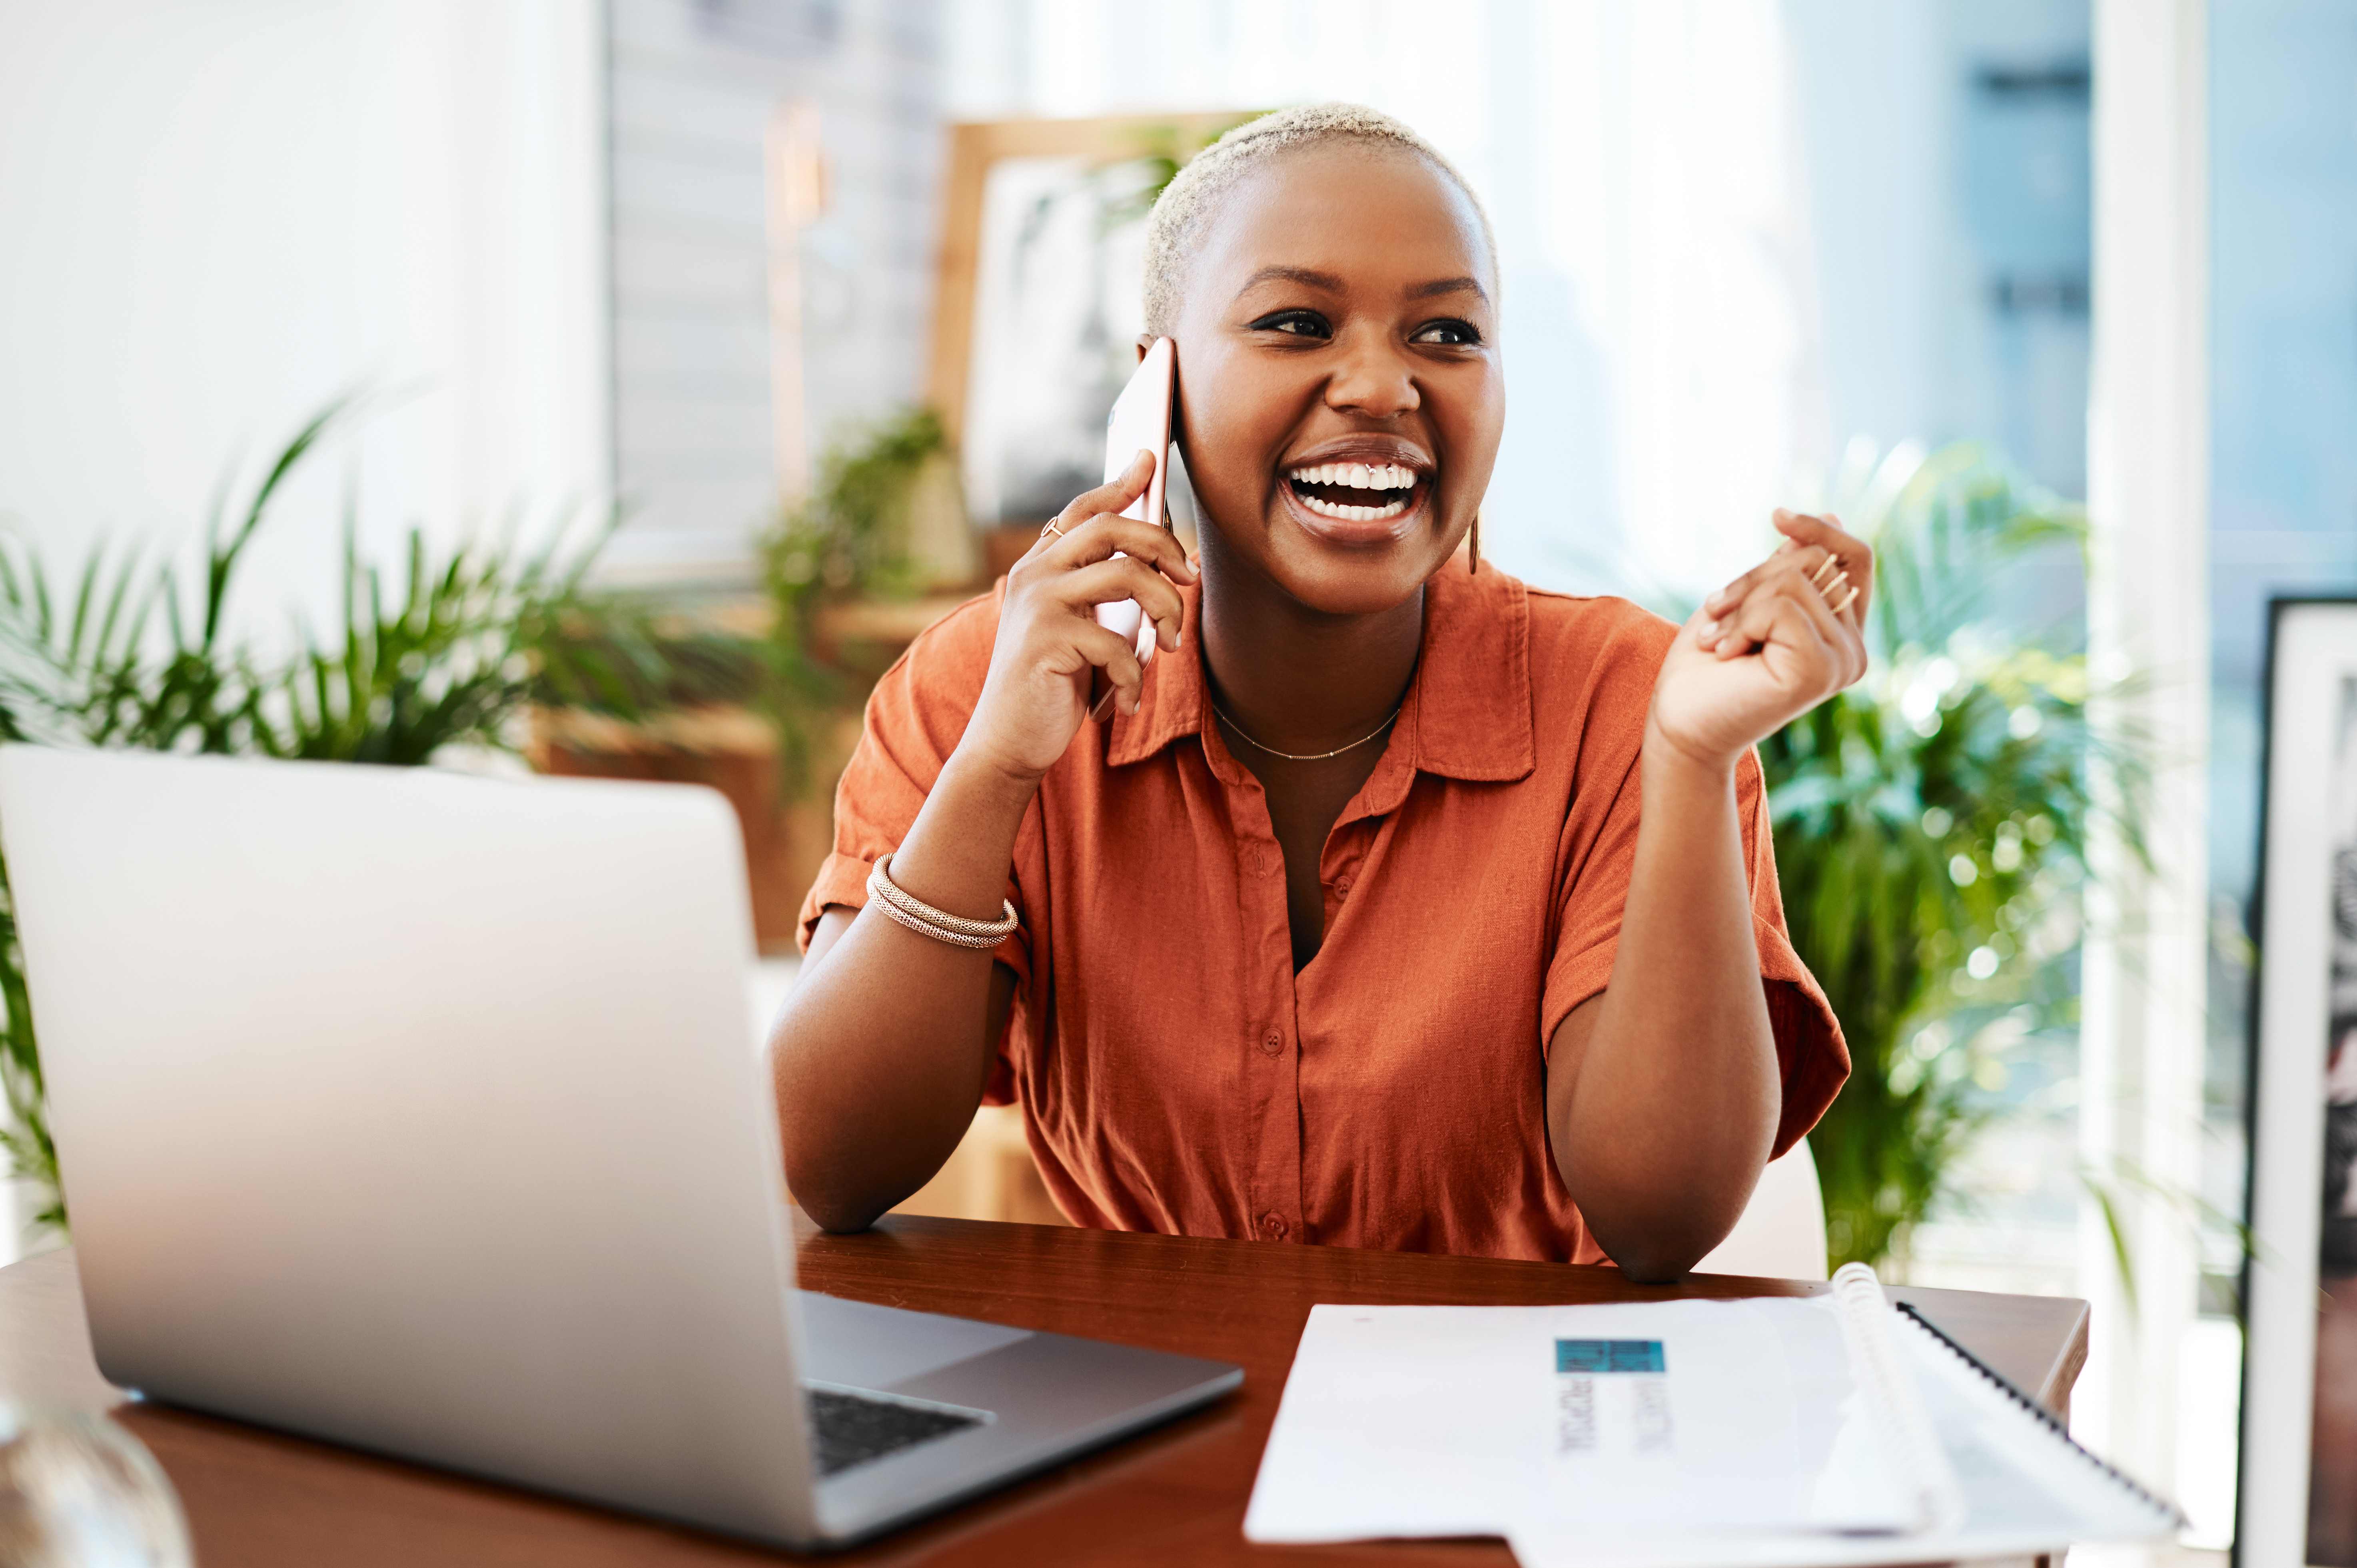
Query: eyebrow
[[1235, 265, 1347, 296], [1409, 275, 1488, 303], [1232, 265, 1490, 305]]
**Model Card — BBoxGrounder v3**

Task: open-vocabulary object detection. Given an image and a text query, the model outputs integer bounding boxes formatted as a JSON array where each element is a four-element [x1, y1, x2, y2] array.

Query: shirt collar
[[1105, 559, 1536, 786]]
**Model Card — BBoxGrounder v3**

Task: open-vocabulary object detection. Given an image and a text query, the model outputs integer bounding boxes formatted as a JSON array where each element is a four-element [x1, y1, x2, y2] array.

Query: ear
[[1135, 333, 1156, 364]]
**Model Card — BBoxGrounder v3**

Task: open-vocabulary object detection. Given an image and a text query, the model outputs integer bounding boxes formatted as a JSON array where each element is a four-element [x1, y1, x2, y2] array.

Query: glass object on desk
[[0, 1402, 193, 1568]]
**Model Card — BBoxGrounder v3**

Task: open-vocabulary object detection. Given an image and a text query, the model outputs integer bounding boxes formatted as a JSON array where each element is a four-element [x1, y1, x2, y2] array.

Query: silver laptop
[[0, 746, 1239, 1549]]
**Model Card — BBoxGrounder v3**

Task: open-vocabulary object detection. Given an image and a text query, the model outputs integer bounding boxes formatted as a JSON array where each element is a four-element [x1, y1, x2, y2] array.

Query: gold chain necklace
[[1210, 702, 1401, 762]]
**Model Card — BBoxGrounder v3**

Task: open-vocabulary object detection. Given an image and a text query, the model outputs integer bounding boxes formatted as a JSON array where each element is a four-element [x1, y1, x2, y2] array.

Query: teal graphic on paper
[[1554, 1338, 1665, 1374]]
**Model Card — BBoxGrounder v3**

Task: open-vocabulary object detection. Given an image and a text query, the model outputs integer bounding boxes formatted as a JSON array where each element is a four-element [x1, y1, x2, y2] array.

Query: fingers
[[1023, 517, 1193, 642], [1728, 577, 1856, 681], [1693, 531, 1869, 690], [1084, 447, 1158, 517], [1702, 543, 1835, 626], [1706, 575, 1847, 677], [1711, 579, 1808, 659], [1032, 450, 1156, 553], [1699, 510, 1873, 650], [1768, 509, 1872, 626], [1712, 559, 1848, 662], [1055, 556, 1189, 652], [1040, 513, 1195, 580], [1699, 546, 1830, 652], [1071, 620, 1146, 716], [1026, 512, 1194, 644]]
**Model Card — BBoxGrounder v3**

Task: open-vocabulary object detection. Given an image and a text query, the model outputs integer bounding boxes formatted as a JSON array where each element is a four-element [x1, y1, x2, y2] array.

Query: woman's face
[[1169, 142, 1503, 617]]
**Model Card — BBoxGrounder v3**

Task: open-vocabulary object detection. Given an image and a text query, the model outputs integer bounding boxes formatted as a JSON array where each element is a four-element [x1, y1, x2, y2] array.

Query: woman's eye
[[1411, 319, 1482, 347], [1249, 309, 1331, 339]]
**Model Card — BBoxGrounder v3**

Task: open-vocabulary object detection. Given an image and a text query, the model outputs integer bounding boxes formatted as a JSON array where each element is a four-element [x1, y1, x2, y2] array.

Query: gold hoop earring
[[1469, 509, 1481, 576]]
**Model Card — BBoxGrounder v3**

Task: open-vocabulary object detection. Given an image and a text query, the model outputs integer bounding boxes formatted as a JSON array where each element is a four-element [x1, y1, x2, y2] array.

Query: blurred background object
[[4, 2, 2354, 1555], [0, 1402, 194, 1568], [1760, 439, 2104, 1275], [928, 111, 1245, 565]]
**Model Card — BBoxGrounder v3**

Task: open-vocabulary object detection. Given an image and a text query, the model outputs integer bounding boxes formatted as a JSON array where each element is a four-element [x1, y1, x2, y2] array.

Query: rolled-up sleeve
[[795, 587, 1032, 1097], [1539, 743, 1850, 1158]]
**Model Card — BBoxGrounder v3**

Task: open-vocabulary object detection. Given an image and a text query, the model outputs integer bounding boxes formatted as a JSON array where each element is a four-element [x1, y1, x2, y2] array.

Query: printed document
[[1242, 1285, 2178, 1562]]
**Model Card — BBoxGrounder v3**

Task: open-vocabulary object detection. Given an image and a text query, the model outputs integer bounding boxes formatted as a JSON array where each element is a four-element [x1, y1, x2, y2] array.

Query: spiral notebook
[[1243, 1265, 2181, 1565]]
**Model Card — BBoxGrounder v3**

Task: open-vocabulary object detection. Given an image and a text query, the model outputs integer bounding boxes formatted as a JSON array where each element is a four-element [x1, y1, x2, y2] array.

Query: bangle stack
[[865, 854, 1020, 951]]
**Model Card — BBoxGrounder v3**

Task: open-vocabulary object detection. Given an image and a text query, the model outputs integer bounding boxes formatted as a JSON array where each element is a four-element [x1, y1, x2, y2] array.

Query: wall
[[603, 0, 943, 581], [1786, 0, 2091, 501], [0, 2, 611, 645], [2210, 1, 2357, 902], [0, 0, 610, 1263]]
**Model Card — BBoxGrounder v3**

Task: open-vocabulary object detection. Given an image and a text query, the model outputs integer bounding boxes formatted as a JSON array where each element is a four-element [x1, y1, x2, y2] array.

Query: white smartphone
[[1094, 337, 1175, 678]]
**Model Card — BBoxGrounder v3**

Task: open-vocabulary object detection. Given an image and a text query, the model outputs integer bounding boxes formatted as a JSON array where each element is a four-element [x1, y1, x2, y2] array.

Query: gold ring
[[1808, 554, 1842, 591], [1040, 519, 1066, 541]]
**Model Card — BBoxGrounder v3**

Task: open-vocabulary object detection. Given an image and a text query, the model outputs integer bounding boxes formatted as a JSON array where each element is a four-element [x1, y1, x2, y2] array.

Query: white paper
[[1509, 1308, 2181, 1568], [1243, 1303, 1553, 1542], [1244, 1296, 2181, 1565], [1244, 1297, 1909, 1544]]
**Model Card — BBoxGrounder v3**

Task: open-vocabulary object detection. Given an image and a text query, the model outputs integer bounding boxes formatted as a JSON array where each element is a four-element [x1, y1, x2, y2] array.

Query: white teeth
[[1284, 461, 1422, 495], [1297, 492, 1409, 523]]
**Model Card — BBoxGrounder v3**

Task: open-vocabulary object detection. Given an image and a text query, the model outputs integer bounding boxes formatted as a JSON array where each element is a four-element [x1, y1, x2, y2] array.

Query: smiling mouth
[[1284, 461, 1423, 522]]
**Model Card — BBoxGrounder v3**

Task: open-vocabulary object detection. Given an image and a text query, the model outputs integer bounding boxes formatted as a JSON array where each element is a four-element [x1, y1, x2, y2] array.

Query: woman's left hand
[[1647, 509, 1873, 773]]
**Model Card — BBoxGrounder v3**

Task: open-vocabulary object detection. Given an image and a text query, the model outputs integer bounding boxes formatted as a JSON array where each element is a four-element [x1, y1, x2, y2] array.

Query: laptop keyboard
[[808, 1388, 985, 1476]]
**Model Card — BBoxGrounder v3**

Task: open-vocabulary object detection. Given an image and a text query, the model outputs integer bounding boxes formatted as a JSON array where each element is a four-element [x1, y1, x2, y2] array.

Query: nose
[[1323, 327, 1420, 420]]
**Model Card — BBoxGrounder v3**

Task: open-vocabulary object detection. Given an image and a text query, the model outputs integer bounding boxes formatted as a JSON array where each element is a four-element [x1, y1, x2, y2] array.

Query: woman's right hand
[[960, 450, 1197, 784]]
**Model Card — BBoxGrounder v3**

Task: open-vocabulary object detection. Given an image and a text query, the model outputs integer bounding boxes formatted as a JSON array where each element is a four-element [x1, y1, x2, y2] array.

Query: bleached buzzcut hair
[[1140, 103, 1499, 336]]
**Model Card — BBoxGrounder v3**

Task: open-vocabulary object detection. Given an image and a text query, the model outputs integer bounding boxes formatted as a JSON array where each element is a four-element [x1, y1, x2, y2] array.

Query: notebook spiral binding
[[1829, 1264, 1964, 1532], [1892, 1301, 2189, 1528]]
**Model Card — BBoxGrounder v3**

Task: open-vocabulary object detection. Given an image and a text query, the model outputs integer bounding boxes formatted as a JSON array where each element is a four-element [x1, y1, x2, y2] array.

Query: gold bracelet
[[866, 854, 1019, 949], [866, 895, 1006, 950]]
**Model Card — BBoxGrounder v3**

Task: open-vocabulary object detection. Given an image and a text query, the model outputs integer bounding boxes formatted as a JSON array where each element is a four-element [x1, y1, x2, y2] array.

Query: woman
[[770, 105, 1864, 1281]]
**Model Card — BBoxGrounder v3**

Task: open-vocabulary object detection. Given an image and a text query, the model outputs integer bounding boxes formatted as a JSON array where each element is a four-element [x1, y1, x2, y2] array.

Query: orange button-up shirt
[[800, 562, 1846, 1263]]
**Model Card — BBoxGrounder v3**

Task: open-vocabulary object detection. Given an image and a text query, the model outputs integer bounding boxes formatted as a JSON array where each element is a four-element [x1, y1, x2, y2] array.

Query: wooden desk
[[0, 1217, 2088, 1566]]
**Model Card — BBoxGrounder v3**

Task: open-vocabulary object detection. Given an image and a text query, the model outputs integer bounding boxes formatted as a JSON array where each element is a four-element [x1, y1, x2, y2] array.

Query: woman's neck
[[1194, 525, 1425, 753]]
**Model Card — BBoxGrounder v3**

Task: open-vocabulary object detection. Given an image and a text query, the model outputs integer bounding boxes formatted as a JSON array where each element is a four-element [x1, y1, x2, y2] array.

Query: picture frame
[[2242, 595, 2357, 1568], [924, 112, 1252, 537]]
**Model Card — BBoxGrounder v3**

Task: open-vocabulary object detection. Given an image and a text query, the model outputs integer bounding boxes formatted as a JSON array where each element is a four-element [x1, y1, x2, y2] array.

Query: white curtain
[[942, 0, 1822, 600]]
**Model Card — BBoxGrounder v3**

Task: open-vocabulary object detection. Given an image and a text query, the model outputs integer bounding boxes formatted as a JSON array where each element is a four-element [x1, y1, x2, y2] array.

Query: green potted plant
[[1762, 440, 2142, 1269], [0, 402, 758, 1239]]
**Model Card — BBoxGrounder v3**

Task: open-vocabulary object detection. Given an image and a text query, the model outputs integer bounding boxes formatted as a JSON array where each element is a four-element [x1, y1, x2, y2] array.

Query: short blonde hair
[[1140, 103, 1499, 336]]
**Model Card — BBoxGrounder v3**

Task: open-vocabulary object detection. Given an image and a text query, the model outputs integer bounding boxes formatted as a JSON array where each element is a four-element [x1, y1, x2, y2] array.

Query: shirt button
[[1259, 1031, 1282, 1057], [1261, 1213, 1289, 1241], [1334, 876, 1352, 897]]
